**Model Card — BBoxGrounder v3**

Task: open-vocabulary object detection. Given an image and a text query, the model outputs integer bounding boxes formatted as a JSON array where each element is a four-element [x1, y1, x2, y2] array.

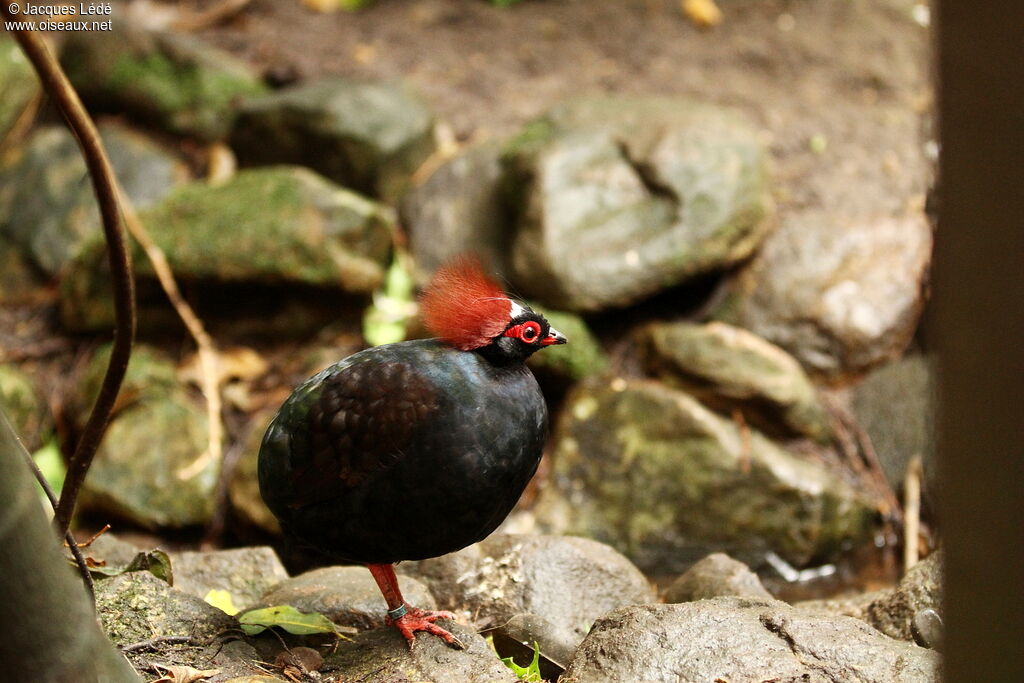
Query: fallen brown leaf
[[148, 664, 220, 683]]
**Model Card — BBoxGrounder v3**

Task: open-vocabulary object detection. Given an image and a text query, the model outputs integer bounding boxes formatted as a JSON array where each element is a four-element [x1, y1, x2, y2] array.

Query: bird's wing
[[287, 359, 440, 508]]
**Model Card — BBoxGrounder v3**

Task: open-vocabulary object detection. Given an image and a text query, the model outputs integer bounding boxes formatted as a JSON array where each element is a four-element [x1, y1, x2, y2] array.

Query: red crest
[[420, 257, 512, 350]]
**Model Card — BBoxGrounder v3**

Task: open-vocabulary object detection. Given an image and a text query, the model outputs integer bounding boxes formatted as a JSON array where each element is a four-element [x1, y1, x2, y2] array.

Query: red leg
[[366, 563, 464, 650]]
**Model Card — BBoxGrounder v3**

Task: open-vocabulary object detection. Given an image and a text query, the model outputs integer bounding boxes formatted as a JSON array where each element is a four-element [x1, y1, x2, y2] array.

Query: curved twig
[[18, 446, 95, 602], [0, 11, 138, 538]]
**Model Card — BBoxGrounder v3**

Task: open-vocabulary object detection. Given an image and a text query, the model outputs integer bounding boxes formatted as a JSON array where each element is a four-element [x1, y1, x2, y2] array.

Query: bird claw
[[386, 606, 465, 650]]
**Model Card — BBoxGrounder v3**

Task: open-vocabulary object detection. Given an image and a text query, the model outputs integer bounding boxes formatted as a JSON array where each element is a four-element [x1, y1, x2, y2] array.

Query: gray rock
[[0, 123, 188, 276], [60, 166, 393, 331], [866, 551, 943, 641], [75, 344, 216, 529], [258, 566, 435, 631], [321, 621, 516, 682], [402, 142, 510, 284], [172, 547, 289, 610], [536, 377, 876, 573], [720, 211, 932, 375], [638, 321, 831, 441], [0, 35, 38, 139], [0, 364, 49, 451], [62, 22, 266, 141], [231, 77, 435, 201], [663, 552, 773, 603], [506, 96, 771, 312], [853, 353, 937, 490], [562, 598, 940, 682], [796, 588, 892, 623], [911, 608, 943, 651], [95, 570, 237, 647], [402, 533, 655, 649]]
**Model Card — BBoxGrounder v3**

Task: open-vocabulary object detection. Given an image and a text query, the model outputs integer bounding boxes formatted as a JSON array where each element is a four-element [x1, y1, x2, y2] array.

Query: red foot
[[386, 605, 464, 650]]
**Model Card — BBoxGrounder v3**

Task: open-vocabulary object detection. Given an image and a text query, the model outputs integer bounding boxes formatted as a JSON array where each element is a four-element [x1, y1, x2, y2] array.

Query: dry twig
[[172, 0, 252, 32], [903, 455, 924, 572]]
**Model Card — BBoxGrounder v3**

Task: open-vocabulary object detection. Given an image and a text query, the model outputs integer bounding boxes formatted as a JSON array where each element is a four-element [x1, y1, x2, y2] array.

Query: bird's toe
[[389, 607, 464, 650]]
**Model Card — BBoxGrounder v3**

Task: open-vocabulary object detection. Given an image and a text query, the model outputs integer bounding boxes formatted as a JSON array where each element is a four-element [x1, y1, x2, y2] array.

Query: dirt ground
[[203, 0, 934, 220]]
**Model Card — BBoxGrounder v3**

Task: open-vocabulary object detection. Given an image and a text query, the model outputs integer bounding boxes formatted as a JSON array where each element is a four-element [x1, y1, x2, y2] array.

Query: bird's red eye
[[503, 321, 542, 343]]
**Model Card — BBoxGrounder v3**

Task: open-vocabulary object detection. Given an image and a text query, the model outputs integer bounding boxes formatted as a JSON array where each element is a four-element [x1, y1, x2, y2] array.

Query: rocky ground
[[0, 0, 938, 680]]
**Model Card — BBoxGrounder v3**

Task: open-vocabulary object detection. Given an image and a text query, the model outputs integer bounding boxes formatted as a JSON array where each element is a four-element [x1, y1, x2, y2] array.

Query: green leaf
[[238, 605, 340, 636], [363, 251, 416, 347], [31, 440, 65, 508], [85, 549, 174, 585], [204, 589, 239, 616], [500, 640, 543, 681], [126, 549, 174, 584]]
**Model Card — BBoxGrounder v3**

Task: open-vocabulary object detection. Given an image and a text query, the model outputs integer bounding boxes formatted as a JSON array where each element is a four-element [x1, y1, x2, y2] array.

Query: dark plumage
[[258, 258, 566, 648]]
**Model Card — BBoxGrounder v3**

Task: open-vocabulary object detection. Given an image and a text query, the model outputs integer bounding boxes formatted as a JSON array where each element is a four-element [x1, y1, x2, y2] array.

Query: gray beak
[[541, 327, 567, 346]]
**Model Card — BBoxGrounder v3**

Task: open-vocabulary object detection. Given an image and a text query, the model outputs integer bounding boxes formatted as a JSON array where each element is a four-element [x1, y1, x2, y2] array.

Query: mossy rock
[[0, 35, 39, 139], [0, 364, 50, 450], [0, 123, 188, 277], [636, 321, 832, 441], [536, 377, 876, 573], [526, 305, 608, 382], [76, 343, 217, 529], [60, 166, 393, 331], [95, 571, 237, 647], [62, 23, 266, 141]]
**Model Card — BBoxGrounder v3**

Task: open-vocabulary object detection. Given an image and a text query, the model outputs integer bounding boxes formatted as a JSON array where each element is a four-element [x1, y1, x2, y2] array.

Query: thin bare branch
[[903, 455, 924, 573], [0, 10, 138, 539], [18, 445, 95, 601]]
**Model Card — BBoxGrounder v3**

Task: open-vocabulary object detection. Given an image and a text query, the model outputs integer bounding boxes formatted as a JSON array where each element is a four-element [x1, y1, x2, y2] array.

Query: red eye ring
[[503, 321, 542, 343]]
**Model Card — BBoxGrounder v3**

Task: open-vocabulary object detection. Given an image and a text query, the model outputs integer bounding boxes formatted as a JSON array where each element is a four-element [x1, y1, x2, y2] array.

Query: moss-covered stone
[[62, 24, 266, 141], [77, 344, 179, 413], [60, 166, 393, 331], [504, 96, 772, 312], [637, 321, 831, 441], [76, 344, 217, 529], [231, 77, 435, 201], [0, 36, 38, 140], [0, 364, 49, 450], [95, 570, 237, 646], [536, 377, 876, 573], [0, 123, 189, 277]]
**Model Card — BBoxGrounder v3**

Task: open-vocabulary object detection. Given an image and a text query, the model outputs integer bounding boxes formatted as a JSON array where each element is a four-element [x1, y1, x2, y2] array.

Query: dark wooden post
[[934, 0, 1024, 678]]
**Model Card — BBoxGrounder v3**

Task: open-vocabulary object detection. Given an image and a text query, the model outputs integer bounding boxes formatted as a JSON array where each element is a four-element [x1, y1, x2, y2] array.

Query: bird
[[258, 257, 567, 649]]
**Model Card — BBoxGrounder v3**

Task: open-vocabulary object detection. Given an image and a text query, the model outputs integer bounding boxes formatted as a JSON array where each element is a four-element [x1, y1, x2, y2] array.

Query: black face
[[477, 306, 567, 366]]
